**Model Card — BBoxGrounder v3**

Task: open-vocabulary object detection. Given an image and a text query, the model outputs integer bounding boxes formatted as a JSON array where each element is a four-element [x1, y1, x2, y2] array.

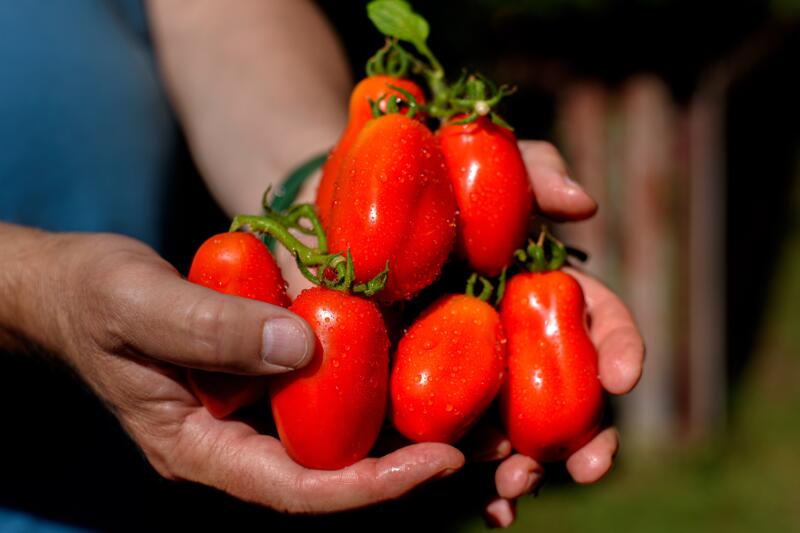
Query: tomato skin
[[269, 288, 390, 470], [390, 295, 506, 444], [316, 76, 426, 226], [327, 113, 457, 302], [187, 232, 289, 307], [437, 117, 533, 276], [187, 232, 289, 419], [499, 270, 603, 462]]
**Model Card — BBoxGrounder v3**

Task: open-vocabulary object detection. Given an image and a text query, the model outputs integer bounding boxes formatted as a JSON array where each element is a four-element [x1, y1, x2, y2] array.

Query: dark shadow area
[[160, 137, 230, 276], [724, 30, 800, 400]]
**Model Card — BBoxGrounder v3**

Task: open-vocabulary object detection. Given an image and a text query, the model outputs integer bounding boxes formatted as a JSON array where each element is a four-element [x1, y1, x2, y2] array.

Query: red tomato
[[327, 113, 457, 302], [390, 294, 506, 444], [438, 116, 533, 276], [269, 287, 390, 470], [187, 232, 289, 419], [316, 76, 426, 226], [499, 270, 603, 462]]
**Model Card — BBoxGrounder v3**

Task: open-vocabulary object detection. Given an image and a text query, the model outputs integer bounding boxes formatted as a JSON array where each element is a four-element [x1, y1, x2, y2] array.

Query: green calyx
[[515, 227, 569, 273], [369, 84, 422, 119], [229, 200, 389, 297], [446, 74, 516, 130]]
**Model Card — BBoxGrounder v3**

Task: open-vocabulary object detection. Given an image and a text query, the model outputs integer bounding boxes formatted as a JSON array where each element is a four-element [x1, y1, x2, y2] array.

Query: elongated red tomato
[[391, 294, 506, 444], [316, 76, 426, 226], [269, 288, 389, 470], [327, 113, 457, 302], [438, 116, 533, 276], [500, 270, 603, 462], [187, 232, 289, 419]]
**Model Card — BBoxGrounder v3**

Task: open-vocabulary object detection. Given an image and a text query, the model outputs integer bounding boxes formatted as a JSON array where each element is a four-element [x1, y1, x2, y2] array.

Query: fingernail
[[433, 467, 458, 481], [561, 173, 583, 190], [485, 498, 515, 529], [261, 317, 313, 369], [525, 470, 542, 493], [472, 440, 512, 462]]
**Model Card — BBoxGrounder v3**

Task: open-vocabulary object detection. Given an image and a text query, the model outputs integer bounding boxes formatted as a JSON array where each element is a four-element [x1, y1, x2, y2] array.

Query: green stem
[[231, 210, 388, 296], [465, 272, 494, 302], [230, 215, 329, 266], [495, 267, 508, 307]]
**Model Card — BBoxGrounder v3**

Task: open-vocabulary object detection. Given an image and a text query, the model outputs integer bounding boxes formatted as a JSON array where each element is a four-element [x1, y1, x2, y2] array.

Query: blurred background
[[2, 1, 798, 532]]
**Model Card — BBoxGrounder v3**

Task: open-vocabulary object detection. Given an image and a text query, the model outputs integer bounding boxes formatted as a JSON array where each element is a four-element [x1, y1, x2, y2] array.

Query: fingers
[[97, 256, 315, 375], [566, 427, 619, 484], [566, 268, 645, 395], [494, 454, 544, 500], [485, 497, 516, 529], [170, 409, 465, 514], [484, 454, 543, 529], [518, 140, 597, 221], [463, 424, 513, 462]]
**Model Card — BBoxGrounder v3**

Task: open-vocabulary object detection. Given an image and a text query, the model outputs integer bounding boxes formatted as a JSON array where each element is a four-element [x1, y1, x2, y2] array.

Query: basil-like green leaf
[[367, 0, 429, 46]]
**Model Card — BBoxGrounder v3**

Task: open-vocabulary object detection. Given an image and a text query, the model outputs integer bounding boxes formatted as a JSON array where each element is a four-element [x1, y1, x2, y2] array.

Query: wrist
[[0, 223, 67, 355]]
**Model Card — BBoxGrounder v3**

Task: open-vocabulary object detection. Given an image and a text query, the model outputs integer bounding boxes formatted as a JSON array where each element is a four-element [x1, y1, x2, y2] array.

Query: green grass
[[459, 175, 800, 532]]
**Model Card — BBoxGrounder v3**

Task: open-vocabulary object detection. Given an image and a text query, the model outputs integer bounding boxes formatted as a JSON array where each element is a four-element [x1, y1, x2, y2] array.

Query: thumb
[[107, 261, 315, 375]]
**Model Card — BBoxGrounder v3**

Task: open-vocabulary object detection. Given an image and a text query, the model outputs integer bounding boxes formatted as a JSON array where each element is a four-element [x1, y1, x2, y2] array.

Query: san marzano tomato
[[390, 294, 506, 444], [327, 113, 457, 302], [438, 116, 533, 277], [187, 232, 289, 419], [500, 269, 603, 462], [316, 76, 426, 226], [269, 287, 390, 469]]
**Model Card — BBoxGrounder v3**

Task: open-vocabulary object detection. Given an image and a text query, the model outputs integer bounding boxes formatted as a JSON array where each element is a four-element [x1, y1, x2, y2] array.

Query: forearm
[[146, 0, 351, 216], [0, 223, 64, 354]]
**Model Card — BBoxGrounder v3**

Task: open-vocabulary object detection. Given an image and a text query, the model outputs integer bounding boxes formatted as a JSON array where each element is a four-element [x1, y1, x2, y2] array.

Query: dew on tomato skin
[[445, 403, 454, 412], [332, 359, 340, 368]]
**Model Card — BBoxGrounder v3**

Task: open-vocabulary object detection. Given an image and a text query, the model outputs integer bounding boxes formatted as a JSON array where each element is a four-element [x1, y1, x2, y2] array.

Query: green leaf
[[367, 0, 429, 47]]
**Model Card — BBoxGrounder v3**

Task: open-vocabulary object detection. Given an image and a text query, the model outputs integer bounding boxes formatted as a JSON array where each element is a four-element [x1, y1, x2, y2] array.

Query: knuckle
[[284, 474, 322, 514], [184, 295, 232, 370]]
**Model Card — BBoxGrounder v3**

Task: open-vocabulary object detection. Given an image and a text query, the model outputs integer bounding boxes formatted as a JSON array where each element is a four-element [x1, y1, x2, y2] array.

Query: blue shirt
[[0, 0, 177, 250], [0, 2, 176, 531]]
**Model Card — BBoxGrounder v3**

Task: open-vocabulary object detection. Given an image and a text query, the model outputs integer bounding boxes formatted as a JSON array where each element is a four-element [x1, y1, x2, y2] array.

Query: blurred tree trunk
[[559, 76, 680, 449], [617, 75, 678, 448], [558, 82, 612, 280]]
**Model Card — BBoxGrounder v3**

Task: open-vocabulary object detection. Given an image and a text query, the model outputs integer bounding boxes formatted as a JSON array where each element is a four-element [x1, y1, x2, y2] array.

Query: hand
[[20, 231, 463, 513], [475, 141, 644, 527]]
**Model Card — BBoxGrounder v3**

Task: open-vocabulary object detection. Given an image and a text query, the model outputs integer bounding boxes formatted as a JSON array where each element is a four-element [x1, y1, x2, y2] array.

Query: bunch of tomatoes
[[186, 0, 603, 471]]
